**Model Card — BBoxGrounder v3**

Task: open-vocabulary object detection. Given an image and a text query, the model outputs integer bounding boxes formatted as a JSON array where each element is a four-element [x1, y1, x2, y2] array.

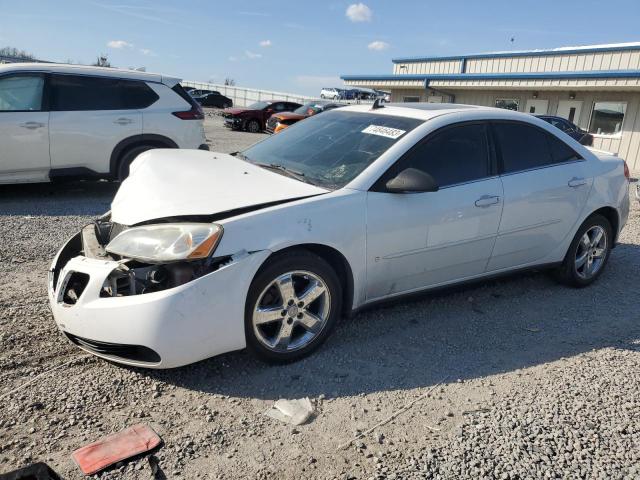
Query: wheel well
[[590, 207, 619, 242], [262, 244, 355, 316], [110, 135, 178, 176]]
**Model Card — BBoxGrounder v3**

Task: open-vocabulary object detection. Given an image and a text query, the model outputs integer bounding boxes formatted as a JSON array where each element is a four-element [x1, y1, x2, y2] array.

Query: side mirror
[[579, 134, 593, 146], [385, 168, 439, 193]]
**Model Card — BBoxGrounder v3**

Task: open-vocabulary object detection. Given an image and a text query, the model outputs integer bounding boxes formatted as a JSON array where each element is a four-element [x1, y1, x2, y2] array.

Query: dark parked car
[[537, 115, 594, 145], [193, 91, 233, 108], [223, 100, 302, 133], [266, 101, 341, 133]]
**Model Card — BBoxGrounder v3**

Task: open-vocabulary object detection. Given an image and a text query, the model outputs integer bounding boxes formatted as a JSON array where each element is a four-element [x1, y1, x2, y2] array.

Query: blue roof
[[392, 43, 640, 64], [340, 70, 640, 84]]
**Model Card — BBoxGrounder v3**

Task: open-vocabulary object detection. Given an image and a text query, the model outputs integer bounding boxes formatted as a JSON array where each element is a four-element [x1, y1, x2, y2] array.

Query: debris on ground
[[71, 423, 162, 476], [264, 398, 315, 426]]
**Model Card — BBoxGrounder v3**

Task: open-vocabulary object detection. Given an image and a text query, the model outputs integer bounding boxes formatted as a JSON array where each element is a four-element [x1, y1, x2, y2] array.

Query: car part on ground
[[48, 103, 630, 368]]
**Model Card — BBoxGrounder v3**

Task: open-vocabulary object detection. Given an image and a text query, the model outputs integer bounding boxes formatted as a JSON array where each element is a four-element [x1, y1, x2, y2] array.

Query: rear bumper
[[48, 232, 271, 368]]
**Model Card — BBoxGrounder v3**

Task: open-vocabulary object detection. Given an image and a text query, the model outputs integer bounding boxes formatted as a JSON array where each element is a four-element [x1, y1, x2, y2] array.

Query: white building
[[342, 42, 640, 170]]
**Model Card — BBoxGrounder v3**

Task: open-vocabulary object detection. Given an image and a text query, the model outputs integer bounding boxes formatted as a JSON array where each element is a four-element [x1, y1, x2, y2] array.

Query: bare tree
[[92, 54, 112, 68], [0, 46, 35, 60], [224, 78, 236, 86]]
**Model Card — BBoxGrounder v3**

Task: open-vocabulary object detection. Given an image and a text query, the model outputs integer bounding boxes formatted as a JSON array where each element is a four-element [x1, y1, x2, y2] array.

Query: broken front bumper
[[48, 232, 270, 368]]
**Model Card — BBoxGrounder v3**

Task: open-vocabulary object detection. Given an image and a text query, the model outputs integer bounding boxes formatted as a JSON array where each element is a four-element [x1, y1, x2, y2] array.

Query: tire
[[246, 119, 261, 133], [320, 94, 326, 99], [117, 145, 154, 181], [244, 250, 342, 363], [555, 214, 612, 287], [224, 101, 232, 109]]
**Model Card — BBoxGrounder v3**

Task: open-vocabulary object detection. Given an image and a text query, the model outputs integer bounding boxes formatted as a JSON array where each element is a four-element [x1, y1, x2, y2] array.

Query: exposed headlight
[[106, 223, 223, 263]]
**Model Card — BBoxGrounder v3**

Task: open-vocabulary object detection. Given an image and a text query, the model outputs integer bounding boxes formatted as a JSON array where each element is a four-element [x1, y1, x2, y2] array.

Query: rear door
[[0, 72, 50, 183], [49, 74, 149, 175], [487, 121, 591, 271]]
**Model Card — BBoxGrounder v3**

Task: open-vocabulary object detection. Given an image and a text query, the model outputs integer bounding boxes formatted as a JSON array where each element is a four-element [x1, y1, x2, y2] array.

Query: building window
[[495, 98, 519, 111], [403, 96, 420, 103], [589, 102, 626, 136]]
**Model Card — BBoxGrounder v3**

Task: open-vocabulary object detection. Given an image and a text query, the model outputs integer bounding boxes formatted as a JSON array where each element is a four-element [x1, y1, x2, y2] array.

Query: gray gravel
[[0, 115, 639, 479]]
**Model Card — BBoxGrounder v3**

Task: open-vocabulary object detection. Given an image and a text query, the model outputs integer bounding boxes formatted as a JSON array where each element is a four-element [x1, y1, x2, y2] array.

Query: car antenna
[[371, 98, 384, 110]]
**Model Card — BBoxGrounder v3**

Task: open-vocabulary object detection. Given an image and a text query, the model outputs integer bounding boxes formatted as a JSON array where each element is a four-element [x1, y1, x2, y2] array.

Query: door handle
[[114, 118, 134, 125], [475, 195, 501, 208], [20, 121, 45, 129], [568, 177, 587, 188]]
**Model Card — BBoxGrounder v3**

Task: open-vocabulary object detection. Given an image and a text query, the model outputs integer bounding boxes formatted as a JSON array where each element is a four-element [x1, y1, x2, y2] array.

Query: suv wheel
[[245, 251, 342, 362], [246, 120, 261, 133], [117, 145, 153, 181]]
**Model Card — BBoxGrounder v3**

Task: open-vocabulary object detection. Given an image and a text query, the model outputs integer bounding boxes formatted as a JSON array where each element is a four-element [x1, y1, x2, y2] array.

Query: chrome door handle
[[114, 118, 134, 125], [475, 195, 501, 207], [568, 177, 587, 188], [20, 121, 45, 129]]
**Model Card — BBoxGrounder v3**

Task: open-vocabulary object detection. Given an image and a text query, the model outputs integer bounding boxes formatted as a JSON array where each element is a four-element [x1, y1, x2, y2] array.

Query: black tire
[[224, 101, 232, 109], [320, 94, 326, 99], [244, 250, 342, 363], [246, 119, 261, 133], [555, 214, 612, 287], [117, 145, 154, 181]]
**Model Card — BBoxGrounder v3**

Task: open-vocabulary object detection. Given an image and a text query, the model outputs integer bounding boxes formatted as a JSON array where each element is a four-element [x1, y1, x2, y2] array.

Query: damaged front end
[[51, 215, 242, 303]]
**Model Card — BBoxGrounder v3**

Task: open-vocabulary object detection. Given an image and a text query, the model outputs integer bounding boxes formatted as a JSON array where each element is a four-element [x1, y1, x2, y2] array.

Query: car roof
[[337, 102, 496, 120], [0, 63, 181, 87]]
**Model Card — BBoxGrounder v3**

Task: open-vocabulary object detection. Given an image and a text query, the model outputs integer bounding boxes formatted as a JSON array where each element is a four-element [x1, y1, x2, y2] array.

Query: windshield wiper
[[231, 151, 249, 161], [255, 163, 316, 185]]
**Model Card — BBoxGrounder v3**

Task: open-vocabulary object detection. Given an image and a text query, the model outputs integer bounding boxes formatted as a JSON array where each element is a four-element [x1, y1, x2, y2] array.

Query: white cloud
[[259, 40, 272, 48], [368, 40, 389, 51], [107, 40, 133, 49], [228, 56, 238, 62], [346, 3, 372, 22], [139, 48, 157, 56], [238, 11, 271, 17], [245, 50, 262, 59]]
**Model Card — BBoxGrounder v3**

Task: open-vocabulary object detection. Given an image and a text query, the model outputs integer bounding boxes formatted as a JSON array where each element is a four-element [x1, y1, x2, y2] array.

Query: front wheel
[[246, 119, 261, 133], [245, 251, 342, 362], [117, 145, 153, 181], [555, 214, 612, 287]]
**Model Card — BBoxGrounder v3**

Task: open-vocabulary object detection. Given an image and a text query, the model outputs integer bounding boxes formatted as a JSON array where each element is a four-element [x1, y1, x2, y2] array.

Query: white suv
[[320, 87, 342, 99], [0, 63, 207, 183]]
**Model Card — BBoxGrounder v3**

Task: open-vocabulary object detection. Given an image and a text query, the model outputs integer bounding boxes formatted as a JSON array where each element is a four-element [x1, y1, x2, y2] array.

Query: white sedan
[[48, 103, 631, 368]]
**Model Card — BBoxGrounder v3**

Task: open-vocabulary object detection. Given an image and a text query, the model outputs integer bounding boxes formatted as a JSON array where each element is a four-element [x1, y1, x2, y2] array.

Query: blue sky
[[2, 0, 640, 95]]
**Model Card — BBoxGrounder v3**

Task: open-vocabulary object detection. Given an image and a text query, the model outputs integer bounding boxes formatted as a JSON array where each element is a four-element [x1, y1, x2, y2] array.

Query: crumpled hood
[[224, 107, 253, 116], [110, 150, 328, 225]]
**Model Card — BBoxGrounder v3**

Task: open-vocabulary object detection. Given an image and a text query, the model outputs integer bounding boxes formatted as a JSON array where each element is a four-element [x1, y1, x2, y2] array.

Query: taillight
[[623, 160, 630, 181], [172, 105, 204, 120]]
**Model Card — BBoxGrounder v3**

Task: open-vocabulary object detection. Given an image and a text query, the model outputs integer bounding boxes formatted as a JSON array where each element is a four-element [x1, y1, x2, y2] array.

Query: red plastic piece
[[71, 423, 161, 476]]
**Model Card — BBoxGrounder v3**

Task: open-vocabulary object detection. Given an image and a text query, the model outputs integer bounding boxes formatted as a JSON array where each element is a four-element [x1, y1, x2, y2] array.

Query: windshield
[[293, 103, 323, 115], [248, 101, 271, 110], [240, 110, 423, 189]]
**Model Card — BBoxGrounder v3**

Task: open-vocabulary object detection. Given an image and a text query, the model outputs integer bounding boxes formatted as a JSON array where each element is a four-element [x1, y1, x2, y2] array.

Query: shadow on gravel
[[0, 181, 117, 216], [143, 241, 640, 400]]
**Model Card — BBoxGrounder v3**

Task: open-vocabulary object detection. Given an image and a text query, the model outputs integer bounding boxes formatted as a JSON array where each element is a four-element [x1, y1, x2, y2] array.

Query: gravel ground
[[1, 114, 639, 479]]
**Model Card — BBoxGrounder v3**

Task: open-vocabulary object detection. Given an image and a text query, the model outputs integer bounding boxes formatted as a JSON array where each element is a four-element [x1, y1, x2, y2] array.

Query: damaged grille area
[[61, 272, 90, 305], [65, 332, 161, 363]]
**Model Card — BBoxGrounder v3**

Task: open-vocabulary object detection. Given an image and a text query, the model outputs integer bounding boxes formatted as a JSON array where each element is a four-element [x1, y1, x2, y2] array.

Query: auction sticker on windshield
[[361, 125, 406, 139]]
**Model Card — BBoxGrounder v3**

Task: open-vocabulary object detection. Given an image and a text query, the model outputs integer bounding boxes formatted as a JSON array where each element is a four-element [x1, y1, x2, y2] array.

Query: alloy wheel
[[575, 225, 607, 279], [252, 270, 331, 352]]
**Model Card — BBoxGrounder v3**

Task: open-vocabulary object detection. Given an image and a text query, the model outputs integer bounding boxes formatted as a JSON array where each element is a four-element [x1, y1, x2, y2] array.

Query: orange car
[[266, 101, 341, 133]]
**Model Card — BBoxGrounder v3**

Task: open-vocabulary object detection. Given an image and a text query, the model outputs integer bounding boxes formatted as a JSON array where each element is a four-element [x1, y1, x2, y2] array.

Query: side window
[[547, 132, 582, 163], [493, 122, 553, 173], [50, 75, 158, 111], [272, 103, 286, 112], [0, 74, 44, 111], [401, 123, 490, 187]]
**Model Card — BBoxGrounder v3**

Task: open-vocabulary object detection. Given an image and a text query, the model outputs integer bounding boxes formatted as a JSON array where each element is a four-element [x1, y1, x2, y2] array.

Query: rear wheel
[[117, 145, 154, 181], [246, 119, 261, 133], [555, 214, 612, 287], [245, 251, 342, 362]]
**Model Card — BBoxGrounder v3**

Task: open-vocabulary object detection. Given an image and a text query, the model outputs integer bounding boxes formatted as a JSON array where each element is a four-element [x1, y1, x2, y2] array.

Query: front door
[[0, 73, 50, 183], [487, 121, 591, 271], [525, 99, 549, 115], [557, 100, 583, 125], [366, 122, 504, 300]]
